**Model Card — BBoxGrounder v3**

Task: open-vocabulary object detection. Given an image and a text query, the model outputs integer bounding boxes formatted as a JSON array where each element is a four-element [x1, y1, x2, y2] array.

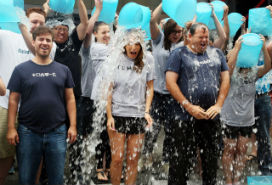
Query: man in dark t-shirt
[[166, 23, 230, 185], [6, 26, 77, 185]]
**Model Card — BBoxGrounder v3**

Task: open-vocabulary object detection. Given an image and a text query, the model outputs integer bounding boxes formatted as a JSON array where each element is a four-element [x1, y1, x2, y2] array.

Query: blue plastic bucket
[[196, 2, 212, 26], [118, 2, 151, 40], [140, 5, 151, 40], [248, 8, 272, 36], [0, 1, 20, 22], [14, 0, 24, 10], [118, 2, 143, 29], [247, 176, 272, 185], [162, 0, 197, 27], [91, 0, 118, 24], [236, 33, 263, 68], [208, 0, 226, 30], [0, 22, 21, 33], [228, 12, 243, 38], [49, 0, 76, 14]]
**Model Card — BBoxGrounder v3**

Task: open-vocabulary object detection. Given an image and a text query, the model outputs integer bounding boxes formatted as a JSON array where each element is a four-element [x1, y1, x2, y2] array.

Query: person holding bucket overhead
[[221, 33, 271, 185], [141, 3, 184, 175], [81, 0, 112, 182], [106, 28, 155, 185]]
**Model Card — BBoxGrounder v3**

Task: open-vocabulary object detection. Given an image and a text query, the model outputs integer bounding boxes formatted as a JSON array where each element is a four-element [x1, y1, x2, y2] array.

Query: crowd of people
[[1, 0, 272, 185]]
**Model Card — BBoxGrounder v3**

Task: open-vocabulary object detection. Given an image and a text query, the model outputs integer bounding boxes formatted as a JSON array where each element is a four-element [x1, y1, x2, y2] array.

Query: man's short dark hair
[[32, 26, 54, 41], [189, 23, 209, 36], [26, 7, 46, 18]]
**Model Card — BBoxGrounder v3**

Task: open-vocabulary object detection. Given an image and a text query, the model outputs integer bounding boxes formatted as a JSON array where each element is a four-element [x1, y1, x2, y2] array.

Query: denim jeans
[[255, 94, 272, 174], [17, 124, 67, 185]]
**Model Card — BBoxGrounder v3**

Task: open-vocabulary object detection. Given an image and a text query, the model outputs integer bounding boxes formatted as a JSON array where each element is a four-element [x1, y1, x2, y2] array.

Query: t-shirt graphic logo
[[32, 73, 57, 77]]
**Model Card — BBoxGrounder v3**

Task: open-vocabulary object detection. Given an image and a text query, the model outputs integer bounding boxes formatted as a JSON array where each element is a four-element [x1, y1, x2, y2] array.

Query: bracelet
[[145, 112, 150, 114], [181, 100, 189, 106]]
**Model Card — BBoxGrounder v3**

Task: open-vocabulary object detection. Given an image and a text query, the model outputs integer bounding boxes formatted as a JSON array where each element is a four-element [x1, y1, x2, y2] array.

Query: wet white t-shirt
[[0, 30, 56, 109], [111, 52, 155, 117], [152, 31, 183, 94]]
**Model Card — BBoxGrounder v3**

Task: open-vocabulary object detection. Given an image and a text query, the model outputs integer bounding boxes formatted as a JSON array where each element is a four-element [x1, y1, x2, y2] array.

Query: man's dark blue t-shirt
[[8, 60, 75, 133], [166, 46, 228, 121]]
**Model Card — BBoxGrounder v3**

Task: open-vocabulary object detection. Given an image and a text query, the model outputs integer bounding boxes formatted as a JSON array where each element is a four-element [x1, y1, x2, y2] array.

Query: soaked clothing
[[54, 29, 83, 99], [222, 124, 252, 139], [111, 53, 155, 117], [166, 46, 228, 121], [221, 67, 258, 127], [113, 116, 147, 134], [7, 60, 74, 133], [152, 31, 183, 94], [166, 46, 228, 185]]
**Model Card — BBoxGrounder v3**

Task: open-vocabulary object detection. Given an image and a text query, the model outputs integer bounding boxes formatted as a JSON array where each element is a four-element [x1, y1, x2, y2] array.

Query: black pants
[[143, 92, 174, 161], [168, 119, 221, 185]]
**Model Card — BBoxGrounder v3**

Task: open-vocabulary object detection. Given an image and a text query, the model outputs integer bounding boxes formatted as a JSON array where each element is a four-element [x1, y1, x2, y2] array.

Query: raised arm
[[211, 4, 226, 49], [150, 3, 162, 40], [221, 5, 230, 51], [65, 88, 77, 143], [6, 92, 20, 146], [0, 77, 6, 96], [84, 0, 103, 48], [258, 36, 271, 77], [19, 23, 36, 55], [76, 0, 89, 41], [227, 36, 242, 76]]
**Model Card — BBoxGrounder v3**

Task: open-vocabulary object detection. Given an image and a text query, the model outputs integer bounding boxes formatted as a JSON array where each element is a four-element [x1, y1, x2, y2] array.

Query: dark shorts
[[113, 116, 147, 134], [222, 124, 253, 139]]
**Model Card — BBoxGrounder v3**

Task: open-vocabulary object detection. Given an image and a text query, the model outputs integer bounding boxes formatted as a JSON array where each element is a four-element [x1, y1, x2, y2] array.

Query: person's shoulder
[[15, 60, 33, 71], [171, 45, 187, 56], [52, 61, 69, 70]]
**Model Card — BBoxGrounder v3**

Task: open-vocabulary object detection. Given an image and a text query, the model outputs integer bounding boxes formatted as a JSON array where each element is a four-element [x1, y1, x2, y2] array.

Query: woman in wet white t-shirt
[[106, 29, 155, 185]]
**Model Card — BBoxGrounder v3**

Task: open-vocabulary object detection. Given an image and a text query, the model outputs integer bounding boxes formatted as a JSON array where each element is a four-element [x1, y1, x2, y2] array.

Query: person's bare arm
[[211, 4, 227, 49], [145, 80, 154, 129], [6, 92, 20, 146], [76, 0, 89, 41], [166, 71, 208, 120], [65, 88, 77, 144], [106, 83, 115, 131], [84, 0, 103, 49], [258, 36, 272, 77], [222, 5, 230, 51], [206, 71, 230, 119], [0, 77, 6, 96], [227, 36, 242, 76], [150, 3, 162, 40], [19, 23, 36, 55]]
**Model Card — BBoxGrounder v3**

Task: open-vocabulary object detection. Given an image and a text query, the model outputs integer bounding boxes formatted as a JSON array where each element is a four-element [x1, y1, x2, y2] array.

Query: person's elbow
[[0, 89, 6, 96]]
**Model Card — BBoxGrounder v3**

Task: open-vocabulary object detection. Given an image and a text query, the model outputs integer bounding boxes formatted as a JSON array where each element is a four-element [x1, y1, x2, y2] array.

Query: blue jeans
[[17, 124, 67, 185], [255, 94, 272, 174]]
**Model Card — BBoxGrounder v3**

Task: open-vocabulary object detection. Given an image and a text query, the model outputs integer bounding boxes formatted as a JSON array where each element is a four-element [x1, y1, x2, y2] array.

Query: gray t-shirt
[[80, 42, 109, 98], [152, 32, 184, 94], [221, 67, 258, 127], [111, 53, 155, 117]]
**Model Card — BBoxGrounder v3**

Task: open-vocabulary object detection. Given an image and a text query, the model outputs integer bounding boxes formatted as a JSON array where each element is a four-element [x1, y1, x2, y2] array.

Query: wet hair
[[26, 7, 46, 18], [124, 44, 144, 73], [32, 26, 54, 41], [189, 23, 209, 36], [93, 21, 109, 42], [163, 19, 183, 51], [183, 21, 193, 45], [93, 21, 108, 33]]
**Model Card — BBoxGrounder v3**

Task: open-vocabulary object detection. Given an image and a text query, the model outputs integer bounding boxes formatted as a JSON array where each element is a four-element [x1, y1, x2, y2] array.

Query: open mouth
[[200, 43, 207, 49]]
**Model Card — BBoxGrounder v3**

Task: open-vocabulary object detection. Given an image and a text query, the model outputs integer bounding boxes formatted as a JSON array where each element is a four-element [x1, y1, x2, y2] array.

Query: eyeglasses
[[53, 27, 69, 32], [171, 30, 183, 34]]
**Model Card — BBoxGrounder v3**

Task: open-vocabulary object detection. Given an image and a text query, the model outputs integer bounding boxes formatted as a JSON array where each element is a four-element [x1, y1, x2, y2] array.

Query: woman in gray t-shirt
[[106, 29, 155, 185], [221, 35, 271, 185]]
